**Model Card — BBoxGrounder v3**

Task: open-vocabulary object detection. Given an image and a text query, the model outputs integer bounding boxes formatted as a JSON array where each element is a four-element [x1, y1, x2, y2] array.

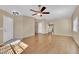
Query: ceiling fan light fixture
[[37, 13, 42, 16], [30, 5, 50, 16]]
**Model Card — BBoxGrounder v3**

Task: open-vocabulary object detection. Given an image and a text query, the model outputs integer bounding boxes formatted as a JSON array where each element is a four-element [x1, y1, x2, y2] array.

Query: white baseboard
[[37, 32, 72, 36], [14, 34, 35, 40], [54, 33, 72, 37], [23, 34, 35, 38]]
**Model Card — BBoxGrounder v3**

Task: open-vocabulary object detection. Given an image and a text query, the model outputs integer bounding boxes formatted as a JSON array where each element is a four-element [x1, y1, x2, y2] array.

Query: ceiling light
[[37, 13, 42, 16]]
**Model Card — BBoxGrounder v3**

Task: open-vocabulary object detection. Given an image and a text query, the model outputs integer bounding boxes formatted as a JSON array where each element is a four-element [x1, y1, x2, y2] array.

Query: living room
[[0, 5, 79, 54]]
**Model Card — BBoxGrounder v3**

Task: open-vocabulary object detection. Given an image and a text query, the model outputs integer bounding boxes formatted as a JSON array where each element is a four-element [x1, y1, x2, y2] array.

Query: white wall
[[23, 16, 35, 38], [49, 18, 72, 36], [13, 16, 23, 39], [14, 16, 35, 39], [72, 6, 79, 46], [35, 18, 72, 36]]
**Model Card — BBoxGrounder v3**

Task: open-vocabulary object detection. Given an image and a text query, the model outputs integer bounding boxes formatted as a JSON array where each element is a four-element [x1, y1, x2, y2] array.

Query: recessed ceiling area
[[0, 5, 77, 20]]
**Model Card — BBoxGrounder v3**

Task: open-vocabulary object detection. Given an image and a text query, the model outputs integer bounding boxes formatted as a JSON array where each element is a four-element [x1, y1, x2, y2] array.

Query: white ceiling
[[0, 5, 77, 20]]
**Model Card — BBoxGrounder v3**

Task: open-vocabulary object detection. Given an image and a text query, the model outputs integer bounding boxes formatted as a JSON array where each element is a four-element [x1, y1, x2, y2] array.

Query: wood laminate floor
[[21, 34, 79, 54]]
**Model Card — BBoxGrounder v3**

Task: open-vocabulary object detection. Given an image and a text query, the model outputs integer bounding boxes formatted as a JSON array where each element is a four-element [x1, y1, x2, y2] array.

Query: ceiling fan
[[30, 5, 50, 16]]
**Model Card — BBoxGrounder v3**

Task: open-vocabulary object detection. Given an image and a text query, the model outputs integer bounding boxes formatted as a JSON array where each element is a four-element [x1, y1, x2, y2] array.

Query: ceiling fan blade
[[30, 9, 37, 12], [42, 12, 50, 14], [32, 14, 37, 16], [41, 7, 46, 12]]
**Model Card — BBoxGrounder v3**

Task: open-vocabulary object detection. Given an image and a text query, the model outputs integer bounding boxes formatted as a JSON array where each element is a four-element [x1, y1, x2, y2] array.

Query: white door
[[3, 16, 13, 43], [38, 22, 43, 33]]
